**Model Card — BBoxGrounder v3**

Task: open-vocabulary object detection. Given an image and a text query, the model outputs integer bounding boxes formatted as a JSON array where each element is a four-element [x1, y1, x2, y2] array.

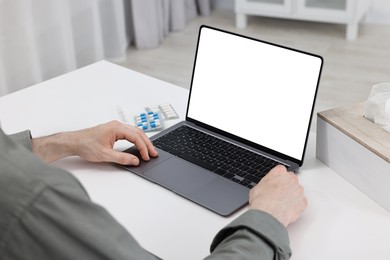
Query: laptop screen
[[186, 26, 323, 164]]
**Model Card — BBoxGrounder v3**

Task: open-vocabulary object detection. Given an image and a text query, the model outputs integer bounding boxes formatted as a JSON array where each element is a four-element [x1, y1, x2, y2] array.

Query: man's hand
[[32, 120, 158, 165], [249, 165, 307, 227]]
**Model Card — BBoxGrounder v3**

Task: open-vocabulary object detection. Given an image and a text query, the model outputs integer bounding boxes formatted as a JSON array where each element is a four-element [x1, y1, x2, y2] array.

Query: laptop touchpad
[[143, 157, 217, 194]]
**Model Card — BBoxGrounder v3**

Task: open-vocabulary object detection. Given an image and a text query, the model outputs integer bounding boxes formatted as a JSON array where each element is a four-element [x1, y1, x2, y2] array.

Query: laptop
[[120, 25, 323, 216]]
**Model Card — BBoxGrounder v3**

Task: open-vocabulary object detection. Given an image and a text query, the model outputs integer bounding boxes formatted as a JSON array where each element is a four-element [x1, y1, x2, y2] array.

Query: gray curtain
[[126, 0, 212, 49]]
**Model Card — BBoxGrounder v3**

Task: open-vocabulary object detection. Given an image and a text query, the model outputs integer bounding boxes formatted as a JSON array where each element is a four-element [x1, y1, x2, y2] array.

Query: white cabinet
[[235, 0, 372, 40]]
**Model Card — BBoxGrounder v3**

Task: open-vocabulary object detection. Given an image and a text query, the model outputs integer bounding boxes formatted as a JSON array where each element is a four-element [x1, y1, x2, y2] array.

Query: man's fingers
[[139, 132, 158, 157], [116, 123, 158, 161], [268, 164, 288, 176], [133, 127, 158, 159], [130, 131, 157, 161], [105, 149, 140, 166]]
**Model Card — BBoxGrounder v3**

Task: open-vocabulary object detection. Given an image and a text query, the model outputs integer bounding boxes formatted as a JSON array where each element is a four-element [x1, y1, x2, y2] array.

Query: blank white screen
[[187, 27, 322, 161]]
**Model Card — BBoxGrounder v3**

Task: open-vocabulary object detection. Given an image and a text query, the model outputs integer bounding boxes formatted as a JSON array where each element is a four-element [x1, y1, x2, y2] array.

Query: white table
[[1, 61, 389, 260]]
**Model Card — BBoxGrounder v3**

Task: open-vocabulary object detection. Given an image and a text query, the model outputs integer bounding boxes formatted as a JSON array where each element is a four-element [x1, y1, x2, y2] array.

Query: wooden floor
[[116, 10, 390, 131]]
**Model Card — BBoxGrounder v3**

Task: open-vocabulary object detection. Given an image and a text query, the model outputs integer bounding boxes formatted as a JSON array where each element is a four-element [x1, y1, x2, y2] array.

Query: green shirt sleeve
[[0, 129, 158, 260], [2, 181, 159, 260], [206, 210, 291, 260], [0, 129, 291, 260], [8, 130, 33, 151]]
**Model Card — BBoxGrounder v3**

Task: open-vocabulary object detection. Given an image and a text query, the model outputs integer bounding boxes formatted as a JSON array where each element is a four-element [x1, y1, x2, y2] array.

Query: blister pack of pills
[[134, 111, 164, 132], [133, 103, 179, 132], [145, 104, 179, 120]]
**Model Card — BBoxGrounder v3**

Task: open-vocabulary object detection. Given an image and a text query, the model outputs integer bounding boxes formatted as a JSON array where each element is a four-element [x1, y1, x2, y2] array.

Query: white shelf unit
[[235, 0, 372, 40]]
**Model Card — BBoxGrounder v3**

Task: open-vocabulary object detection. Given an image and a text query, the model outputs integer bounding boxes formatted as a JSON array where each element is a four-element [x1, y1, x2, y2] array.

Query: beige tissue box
[[316, 102, 390, 211]]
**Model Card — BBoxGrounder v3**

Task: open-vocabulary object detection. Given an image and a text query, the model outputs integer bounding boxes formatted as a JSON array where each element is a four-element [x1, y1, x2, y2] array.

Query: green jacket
[[0, 129, 291, 260]]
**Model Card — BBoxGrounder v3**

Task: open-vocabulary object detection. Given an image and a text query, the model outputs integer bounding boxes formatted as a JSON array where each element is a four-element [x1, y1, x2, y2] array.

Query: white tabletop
[[1, 61, 389, 260]]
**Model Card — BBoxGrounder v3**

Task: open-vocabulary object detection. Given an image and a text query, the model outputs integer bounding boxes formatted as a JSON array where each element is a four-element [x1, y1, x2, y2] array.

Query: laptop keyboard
[[152, 125, 288, 189]]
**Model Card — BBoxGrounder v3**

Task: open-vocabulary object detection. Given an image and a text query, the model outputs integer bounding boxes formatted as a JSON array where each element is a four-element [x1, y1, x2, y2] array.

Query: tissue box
[[316, 102, 390, 211]]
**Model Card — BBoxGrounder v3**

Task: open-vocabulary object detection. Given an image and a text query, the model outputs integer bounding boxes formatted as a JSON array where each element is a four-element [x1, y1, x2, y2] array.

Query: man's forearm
[[32, 131, 78, 163]]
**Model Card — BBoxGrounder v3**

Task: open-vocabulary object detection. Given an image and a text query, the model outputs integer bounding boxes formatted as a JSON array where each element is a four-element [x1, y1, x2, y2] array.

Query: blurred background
[[1, 0, 389, 122]]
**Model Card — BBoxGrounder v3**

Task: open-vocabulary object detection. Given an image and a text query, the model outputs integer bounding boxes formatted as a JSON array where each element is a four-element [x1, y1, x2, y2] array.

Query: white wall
[[366, 0, 390, 24], [213, 0, 390, 24]]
